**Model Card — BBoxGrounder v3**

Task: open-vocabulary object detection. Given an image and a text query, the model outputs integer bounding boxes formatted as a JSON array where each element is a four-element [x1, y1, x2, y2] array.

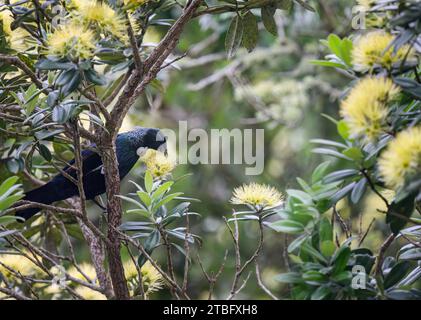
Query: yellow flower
[[140, 149, 176, 178], [340, 77, 400, 140], [124, 0, 150, 8], [231, 183, 284, 209], [47, 22, 95, 60], [0, 252, 43, 280], [68, 263, 97, 284], [124, 260, 165, 297], [357, 0, 376, 11], [352, 31, 416, 72], [71, 0, 127, 41], [75, 286, 107, 300], [0, 254, 33, 278], [0, 10, 29, 51], [378, 127, 421, 190], [140, 261, 165, 296]]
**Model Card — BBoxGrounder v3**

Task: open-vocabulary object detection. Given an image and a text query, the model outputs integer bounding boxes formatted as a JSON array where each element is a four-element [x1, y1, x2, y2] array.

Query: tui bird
[[16, 127, 167, 220]]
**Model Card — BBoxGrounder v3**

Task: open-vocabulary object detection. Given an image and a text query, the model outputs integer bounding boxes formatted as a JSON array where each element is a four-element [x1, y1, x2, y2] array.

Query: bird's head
[[123, 127, 167, 155]]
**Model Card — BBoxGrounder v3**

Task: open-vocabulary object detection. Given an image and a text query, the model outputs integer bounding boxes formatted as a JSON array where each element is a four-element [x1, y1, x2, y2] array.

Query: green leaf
[[384, 261, 411, 289], [60, 71, 81, 96], [117, 195, 147, 209], [0, 179, 23, 212], [330, 182, 356, 204], [324, 169, 359, 183], [399, 248, 421, 261], [152, 181, 174, 200], [47, 90, 59, 108], [327, 34, 343, 59], [138, 229, 160, 267], [261, 6, 277, 36], [242, 11, 258, 52], [342, 147, 363, 162], [126, 208, 150, 218], [287, 234, 308, 253], [319, 217, 333, 243], [167, 202, 190, 217], [286, 189, 313, 204], [56, 69, 76, 86], [311, 161, 331, 184], [0, 176, 19, 196], [337, 120, 350, 140], [0, 194, 24, 211], [302, 243, 328, 264], [340, 38, 353, 67], [311, 286, 330, 300], [6, 159, 20, 174], [0, 230, 18, 238], [320, 240, 336, 257], [268, 220, 304, 234], [34, 129, 64, 141], [310, 60, 346, 69], [312, 148, 352, 161], [38, 144, 52, 162], [84, 69, 107, 86], [152, 192, 184, 212], [332, 246, 351, 275], [275, 272, 302, 284], [350, 177, 367, 204], [144, 171, 153, 193], [310, 139, 348, 149], [225, 15, 244, 58], [303, 270, 326, 283], [0, 215, 24, 226], [36, 59, 74, 70], [387, 194, 416, 234], [394, 77, 421, 99], [137, 191, 152, 207]]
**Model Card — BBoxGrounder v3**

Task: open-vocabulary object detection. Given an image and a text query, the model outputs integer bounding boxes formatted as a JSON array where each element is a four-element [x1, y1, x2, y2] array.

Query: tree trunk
[[100, 139, 130, 299]]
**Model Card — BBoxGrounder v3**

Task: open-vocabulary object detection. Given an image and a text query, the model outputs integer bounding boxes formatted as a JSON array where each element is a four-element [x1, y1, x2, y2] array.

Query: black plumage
[[16, 127, 166, 220]]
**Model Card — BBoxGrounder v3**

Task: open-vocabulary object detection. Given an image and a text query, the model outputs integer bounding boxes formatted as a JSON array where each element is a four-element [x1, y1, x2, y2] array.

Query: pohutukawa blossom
[[47, 22, 95, 60], [231, 183, 284, 210], [140, 149, 176, 178], [68, 262, 98, 283], [0, 253, 42, 279], [75, 286, 107, 300], [124, 261, 165, 297], [378, 126, 421, 190], [0, 10, 29, 51], [340, 77, 400, 141], [357, 0, 377, 11], [71, 0, 127, 41], [352, 31, 416, 72]]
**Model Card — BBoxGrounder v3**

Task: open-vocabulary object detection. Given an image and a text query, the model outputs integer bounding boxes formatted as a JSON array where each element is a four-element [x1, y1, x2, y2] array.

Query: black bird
[[16, 127, 166, 220]]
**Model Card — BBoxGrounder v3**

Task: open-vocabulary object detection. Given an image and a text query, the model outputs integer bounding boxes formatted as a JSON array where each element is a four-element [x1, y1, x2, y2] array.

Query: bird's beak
[[137, 147, 149, 157], [158, 142, 168, 157]]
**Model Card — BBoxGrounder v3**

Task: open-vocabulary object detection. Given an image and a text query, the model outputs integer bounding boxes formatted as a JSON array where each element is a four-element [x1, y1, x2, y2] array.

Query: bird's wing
[[62, 148, 103, 178]]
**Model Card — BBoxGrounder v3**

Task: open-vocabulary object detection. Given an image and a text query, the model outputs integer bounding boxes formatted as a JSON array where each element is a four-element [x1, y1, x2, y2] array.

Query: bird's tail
[[16, 183, 59, 221]]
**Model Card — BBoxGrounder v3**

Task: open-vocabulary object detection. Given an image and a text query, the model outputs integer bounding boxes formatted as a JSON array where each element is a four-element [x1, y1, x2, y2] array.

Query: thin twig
[[255, 262, 279, 300]]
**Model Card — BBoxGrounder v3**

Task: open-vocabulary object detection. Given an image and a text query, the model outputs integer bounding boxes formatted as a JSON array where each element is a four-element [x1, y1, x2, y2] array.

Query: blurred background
[[106, 0, 382, 299], [2, 0, 392, 299]]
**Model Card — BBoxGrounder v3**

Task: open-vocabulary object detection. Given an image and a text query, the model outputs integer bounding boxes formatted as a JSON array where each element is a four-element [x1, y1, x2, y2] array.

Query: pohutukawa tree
[[0, 0, 420, 301], [0, 0, 310, 300]]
